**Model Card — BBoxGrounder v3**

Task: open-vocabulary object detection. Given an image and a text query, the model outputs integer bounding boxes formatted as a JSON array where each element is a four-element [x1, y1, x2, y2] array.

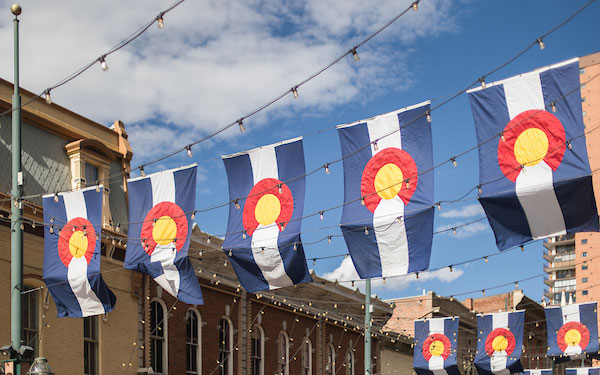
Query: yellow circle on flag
[[69, 231, 88, 258], [565, 328, 582, 347], [153, 215, 178, 245], [492, 335, 508, 352], [514, 128, 549, 167], [429, 340, 445, 357], [255, 194, 281, 225], [374, 163, 404, 200]]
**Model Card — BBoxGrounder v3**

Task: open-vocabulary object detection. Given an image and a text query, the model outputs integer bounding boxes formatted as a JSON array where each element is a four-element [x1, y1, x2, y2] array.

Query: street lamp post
[[10, 3, 24, 375]]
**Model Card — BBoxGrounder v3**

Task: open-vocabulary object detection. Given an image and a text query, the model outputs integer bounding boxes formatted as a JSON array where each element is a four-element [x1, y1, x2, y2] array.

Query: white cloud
[[436, 221, 489, 239], [439, 203, 484, 219], [0, 0, 457, 163], [320, 256, 464, 293]]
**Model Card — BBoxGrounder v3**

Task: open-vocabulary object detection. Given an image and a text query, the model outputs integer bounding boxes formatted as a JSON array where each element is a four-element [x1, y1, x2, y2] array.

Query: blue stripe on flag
[[474, 311, 524, 375], [566, 368, 600, 375]]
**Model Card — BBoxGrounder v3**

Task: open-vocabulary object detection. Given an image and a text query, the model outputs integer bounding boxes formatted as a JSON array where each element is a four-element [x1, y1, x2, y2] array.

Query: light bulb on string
[[373, 141, 379, 151], [426, 111, 431, 123], [238, 118, 245, 132], [478, 185, 482, 195], [100, 55, 108, 71], [140, 166, 146, 177], [191, 211, 196, 220], [278, 184, 283, 194], [551, 102, 557, 112], [234, 200, 240, 209], [364, 227, 369, 236], [320, 211, 324, 220], [500, 132, 505, 142], [479, 77, 486, 89], [412, 1, 419, 11], [484, 256, 488, 263], [54, 193, 59, 203], [536, 38, 545, 50], [351, 48, 360, 62], [157, 14, 164, 29], [451, 158, 457, 167], [291, 86, 299, 99], [452, 227, 456, 235], [186, 145, 193, 158], [567, 140, 572, 150], [45, 89, 52, 104], [328, 236, 332, 244]]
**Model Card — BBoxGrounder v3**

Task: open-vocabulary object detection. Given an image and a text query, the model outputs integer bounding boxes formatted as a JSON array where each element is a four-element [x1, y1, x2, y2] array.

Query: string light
[[157, 13, 165, 29], [551, 102, 557, 112], [536, 37, 545, 50], [451, 158, 457, 167], [324, 163, 330, 174], [567, 140, 572, 149], [328, 236, 332, 244], [364, 227, 369, 236], [44, 89, 52, 104], [278, 184, 283, 194], [484, 256, 488, 263], [373, 141, 379, 151], [521, 245, 524, 252], [234, 200, 240, 209], [452, 227, 456, 235], [186, 145, 193, 158], [238, 118, 245, 132], [312, 258, 316, 266], [206, 236, 211, 244], [293, 242, 298, 251], [351, 48, 360, 62], [415, 272, 419, 279], [437, 202, 442, 210], [478, 185, 482, 195], [319, 211, 324, 220], [426, 111, 432, 123], [482, 289, 486, 296], [479, 77, 486, 89], [500, 132, 505, 142], [54, 193, 59, 203], [515, 281, 519, 289], [291, 86, 299, 99], [449, 265, 453, 272], [191, 211, 196, 220], [140, 166, 146, 177], [412, 1, 419, 11], [242, 230, 247, 239], [100, 55, 108, 71]]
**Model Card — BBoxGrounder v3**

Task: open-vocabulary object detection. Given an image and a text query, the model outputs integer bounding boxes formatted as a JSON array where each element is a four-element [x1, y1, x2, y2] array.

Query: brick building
[[0, 78, 397, 374], [543, 52, 600, 308]]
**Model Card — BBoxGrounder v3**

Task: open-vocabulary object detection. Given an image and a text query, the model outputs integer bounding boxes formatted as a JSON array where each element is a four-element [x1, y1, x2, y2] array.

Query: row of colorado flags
[[40, 57, 598, 317], [414, 302, 599, 375]]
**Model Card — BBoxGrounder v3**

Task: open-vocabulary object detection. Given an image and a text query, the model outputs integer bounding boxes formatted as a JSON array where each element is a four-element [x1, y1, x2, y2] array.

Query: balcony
[[544, 260, 576, 273], [543, 276, 553, 287], [543, 234, 575, 249]]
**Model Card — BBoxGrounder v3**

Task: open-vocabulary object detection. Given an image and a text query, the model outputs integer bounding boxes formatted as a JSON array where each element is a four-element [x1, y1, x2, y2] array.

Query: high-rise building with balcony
[[543, 51, 600, 307]]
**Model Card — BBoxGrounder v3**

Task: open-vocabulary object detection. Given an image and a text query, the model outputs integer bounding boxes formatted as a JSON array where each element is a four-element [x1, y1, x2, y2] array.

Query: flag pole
[[364, 278, 371, 375]]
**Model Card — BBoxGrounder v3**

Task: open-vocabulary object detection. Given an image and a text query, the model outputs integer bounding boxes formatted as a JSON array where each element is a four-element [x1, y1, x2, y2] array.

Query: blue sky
[[1, 0, 599, 301]]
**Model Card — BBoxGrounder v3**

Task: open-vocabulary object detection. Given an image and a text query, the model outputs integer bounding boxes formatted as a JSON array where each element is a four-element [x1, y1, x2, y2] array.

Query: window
[[582, 263, 588, 270], [151, 300, 168, 375], [186, 309, 201, 375], [326, 344, 335, 374], [278, 331, 289, 375], [556, 269, 574, 279], [84, 316, 99, 375], [85, 163, 99, 185], [345, 350, 354, 375], [22, 286, 39, 356], [582, 239, 588, 245], [583, 252, 588, 257], [582, 290, 589, 296], [580, 68, 586, 74], [251, 325, 264, 375], [582, 277, 589, 283], [301, 337, 312, 375], [218, 318, 233, 375]]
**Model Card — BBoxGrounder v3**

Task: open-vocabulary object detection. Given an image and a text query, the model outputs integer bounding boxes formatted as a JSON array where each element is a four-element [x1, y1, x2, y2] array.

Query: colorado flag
[[545, 302, 598, 358], [222, 138, 312, 292], [337, 102, 434, 278], [566, 368, 600, 375], [474, 311, 524, 375], [413, 317, 460, 375], [43, 187, 116, 317], [125, 165, 203, 305], [521, 371, 552, 375], [468, 58, 599, 250]]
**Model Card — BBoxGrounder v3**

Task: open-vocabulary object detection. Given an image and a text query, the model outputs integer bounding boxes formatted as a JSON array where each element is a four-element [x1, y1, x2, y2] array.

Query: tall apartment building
[[543, 52, 600, 306]]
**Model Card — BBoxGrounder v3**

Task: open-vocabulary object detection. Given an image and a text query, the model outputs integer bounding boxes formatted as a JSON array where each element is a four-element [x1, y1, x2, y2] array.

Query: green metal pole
[[364, 278, 371, 375], [10, 4, 23, 370]]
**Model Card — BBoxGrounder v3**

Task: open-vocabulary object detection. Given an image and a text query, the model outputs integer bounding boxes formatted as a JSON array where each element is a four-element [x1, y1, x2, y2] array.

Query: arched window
[[186, 309, 202, 375], [22, 285, 39, 357], [301, 337, 312, 375], [278, 331, 289, 375], [251, 325, 264, 375], [151, 299, 168, 374], [345, 349, 354, 375], [218, 317, 233, 375], [326, 344, 335, 374]]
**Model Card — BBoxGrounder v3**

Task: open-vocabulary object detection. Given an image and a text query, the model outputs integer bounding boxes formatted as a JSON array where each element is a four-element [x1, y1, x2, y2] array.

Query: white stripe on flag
[[490, 312, 510, 375], [366, 112, 402, 155], [577, 369, 589, 375], [428, 318, 448, 375], [562, 303, 581, 323], [374, 197, 409, 277], [247, 146, 292, 289], [151, 171, 176, 204], [149, 171, 180, 298], [62, 190, 105, 316], [503, 72, 566, 239], [249, 146, 279, 182]]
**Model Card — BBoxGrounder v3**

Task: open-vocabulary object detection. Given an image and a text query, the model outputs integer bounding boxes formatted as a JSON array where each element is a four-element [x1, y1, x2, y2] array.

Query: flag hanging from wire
[[467, 58, 599, 250], [222, 137, 312, 292], [337, 102, 434, 278], [124, 164, 203, 305], [43, 187, 116, 317], [566, 368, 600, 375], [413, 317, 460, 375], [474, 310, 525, 375], [521, 370, 553, 375], [545, 302, 598, 359]]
